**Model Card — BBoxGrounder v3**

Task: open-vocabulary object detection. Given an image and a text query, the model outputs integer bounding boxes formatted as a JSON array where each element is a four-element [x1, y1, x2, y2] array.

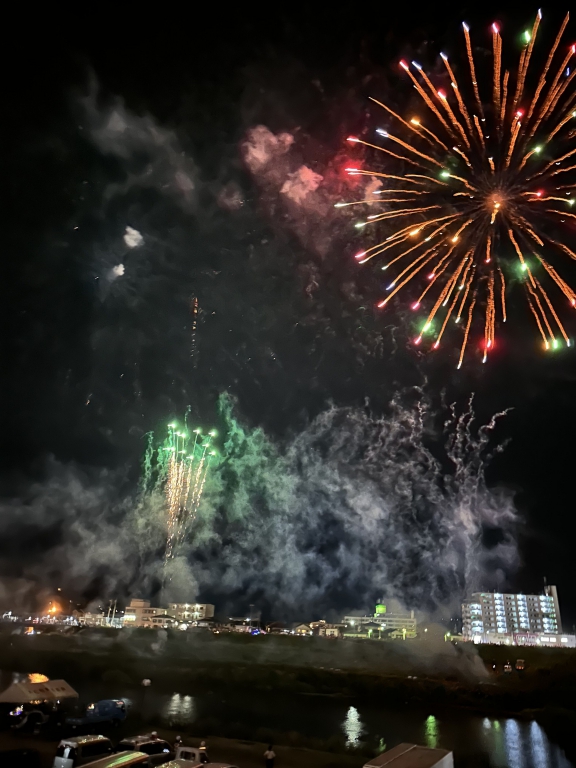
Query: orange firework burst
[[341, 11, 576, 367]]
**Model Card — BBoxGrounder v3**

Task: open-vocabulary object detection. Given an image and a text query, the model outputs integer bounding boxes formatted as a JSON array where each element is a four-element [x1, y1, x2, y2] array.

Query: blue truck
[[65, 700, 127, 728]]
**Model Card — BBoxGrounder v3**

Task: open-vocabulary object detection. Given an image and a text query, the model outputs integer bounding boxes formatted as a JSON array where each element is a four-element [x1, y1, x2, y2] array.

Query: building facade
[[76, 611, 106, 627], [123, 599, 160, 628], [123, 600, 215, 628], [467, 631, 575, 647], [342, 604, 417, 638], [167, 603, 214, 623], [462, 586, 562, 639]]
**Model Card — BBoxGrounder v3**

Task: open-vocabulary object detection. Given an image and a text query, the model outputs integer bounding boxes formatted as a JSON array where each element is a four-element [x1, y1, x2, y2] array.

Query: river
[[2, 671, 573, 767]]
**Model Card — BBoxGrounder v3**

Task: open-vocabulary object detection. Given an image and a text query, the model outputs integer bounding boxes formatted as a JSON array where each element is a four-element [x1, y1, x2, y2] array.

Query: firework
[[142, 416, 218, 561], [190, 296, 199, 368], [341, 12, 576, 366]]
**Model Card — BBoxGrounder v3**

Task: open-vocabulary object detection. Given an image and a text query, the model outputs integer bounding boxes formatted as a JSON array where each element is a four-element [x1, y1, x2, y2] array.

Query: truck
[[66, 700, 127, 728]]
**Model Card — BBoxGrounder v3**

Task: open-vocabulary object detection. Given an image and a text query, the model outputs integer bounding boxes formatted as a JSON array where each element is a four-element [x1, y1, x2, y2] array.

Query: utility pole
[[249, 604, 254, 631], [111, 600, 117, 626]]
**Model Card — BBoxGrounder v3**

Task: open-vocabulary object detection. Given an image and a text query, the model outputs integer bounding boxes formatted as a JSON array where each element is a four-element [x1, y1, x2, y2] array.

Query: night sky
[[3, 5, 576, 623]]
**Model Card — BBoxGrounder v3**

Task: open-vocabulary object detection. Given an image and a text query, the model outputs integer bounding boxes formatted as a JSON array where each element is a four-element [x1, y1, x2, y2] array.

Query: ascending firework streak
[[340, 11, 576, 367], [141, 415, 218, 562], [164, 421, 217, 561], [190, 297, 199, 368]]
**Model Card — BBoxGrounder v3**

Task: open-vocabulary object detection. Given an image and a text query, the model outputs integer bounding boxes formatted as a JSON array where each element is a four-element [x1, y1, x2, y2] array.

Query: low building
[[292, 623, 312, 635], [149, 614, 180, 629], [123, 599, 161, 628], [265, 621, 286, 634], [310, 620, 344, 638], [167, 603, 214, 623], [76, 611, 106, 627], [343, 604, 417, 639]]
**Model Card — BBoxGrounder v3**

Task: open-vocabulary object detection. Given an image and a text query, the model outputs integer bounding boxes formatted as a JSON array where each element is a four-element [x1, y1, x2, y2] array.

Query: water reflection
[[479, 718, 504, 767], [478, 717, 572, 768], [530, 720, 549, 768], [504, 719, 523, 768], [343, 706, 362, 747], [163, 693, 196, 726], [424, 715, 438, 749]]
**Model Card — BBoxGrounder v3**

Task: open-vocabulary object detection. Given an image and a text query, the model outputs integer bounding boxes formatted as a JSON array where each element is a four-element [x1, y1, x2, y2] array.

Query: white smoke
[[123, 226, 143, 249], [107, 264, 125, 281], [82, 86, 196, 210], [193, 394, 517, 618], [0, 396, 517, 617]]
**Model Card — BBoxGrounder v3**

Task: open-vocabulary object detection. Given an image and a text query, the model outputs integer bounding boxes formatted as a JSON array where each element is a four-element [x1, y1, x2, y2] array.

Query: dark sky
[[3, 6, 576, 623]]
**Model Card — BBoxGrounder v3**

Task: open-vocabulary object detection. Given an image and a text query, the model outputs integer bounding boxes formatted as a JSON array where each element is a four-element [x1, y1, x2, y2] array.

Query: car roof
[[120, 735, 170, 745], [163, 763, 236, 768], [59, 735, 110, 747], [202, 764, 238, 768], [76, 751, 149, 768], [162, 762, 198, 768]]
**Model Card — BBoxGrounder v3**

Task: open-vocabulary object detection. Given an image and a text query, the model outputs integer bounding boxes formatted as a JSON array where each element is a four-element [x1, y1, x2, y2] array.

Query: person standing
[[264, 745, 276, 768]]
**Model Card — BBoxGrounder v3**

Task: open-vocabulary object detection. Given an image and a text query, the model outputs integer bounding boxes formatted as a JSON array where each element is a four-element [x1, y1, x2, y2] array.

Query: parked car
[[53, 735, 114, 768], [116, 735, 172, 757], [173, 747, 210, 764]]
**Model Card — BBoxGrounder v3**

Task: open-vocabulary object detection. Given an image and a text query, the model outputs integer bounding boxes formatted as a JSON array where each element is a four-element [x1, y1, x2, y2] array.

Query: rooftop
[[364, 743, 453, 768]]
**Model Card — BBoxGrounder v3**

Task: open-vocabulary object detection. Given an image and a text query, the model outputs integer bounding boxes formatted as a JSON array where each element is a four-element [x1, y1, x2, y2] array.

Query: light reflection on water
[[341, 708, 573, 768], [504, 719, 523, 768], [530, 720, 550, 768], [343, 706, 362, 747], [478, 716, 572, 768], [163, 692, 195, 726], [0, 670, 572, 766], [424, 715, 438, 749]]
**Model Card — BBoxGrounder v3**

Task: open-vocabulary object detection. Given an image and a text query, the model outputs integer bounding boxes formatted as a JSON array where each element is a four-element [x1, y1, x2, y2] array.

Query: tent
[[0, 679, 78, 703]]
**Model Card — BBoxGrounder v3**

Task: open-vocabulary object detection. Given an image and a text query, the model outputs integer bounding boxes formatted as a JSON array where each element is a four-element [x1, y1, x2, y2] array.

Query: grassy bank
[[3, 627, 576, 714]]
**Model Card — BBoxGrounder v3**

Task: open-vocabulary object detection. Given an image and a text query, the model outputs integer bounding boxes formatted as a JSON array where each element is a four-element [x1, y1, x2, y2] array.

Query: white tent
[[0, 679, 78, 703]]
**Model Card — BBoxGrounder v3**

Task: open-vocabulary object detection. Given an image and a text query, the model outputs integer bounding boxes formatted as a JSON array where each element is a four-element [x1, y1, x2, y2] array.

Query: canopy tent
[[0, 679, 78, 703]]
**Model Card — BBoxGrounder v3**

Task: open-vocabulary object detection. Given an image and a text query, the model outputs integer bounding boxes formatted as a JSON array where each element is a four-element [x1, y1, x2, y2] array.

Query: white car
[[53, 735, 114, 768]]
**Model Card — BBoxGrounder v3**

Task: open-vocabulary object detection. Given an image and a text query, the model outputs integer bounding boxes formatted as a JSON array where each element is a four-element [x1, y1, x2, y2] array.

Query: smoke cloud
[[82, 86, 196, 210], [123, 226, 143, 249], [0, 394, 517, 619]]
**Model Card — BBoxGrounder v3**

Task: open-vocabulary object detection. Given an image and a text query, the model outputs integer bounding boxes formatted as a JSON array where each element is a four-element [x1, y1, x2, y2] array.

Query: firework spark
[[141, 416, 218, 562], [164, 423, 217, 560], [342, 12, 576, 365]]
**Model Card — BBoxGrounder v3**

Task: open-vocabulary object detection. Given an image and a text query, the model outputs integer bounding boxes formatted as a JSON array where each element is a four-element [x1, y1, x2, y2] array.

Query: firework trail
[[141, 415, 218, 562], [190, 296, 199, 369], [341, 11, 576, 366]]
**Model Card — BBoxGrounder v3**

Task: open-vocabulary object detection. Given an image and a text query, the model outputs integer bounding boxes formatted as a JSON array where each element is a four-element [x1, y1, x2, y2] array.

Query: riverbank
[[2, 626, 576, 764], [3, 627, 576, 715]]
